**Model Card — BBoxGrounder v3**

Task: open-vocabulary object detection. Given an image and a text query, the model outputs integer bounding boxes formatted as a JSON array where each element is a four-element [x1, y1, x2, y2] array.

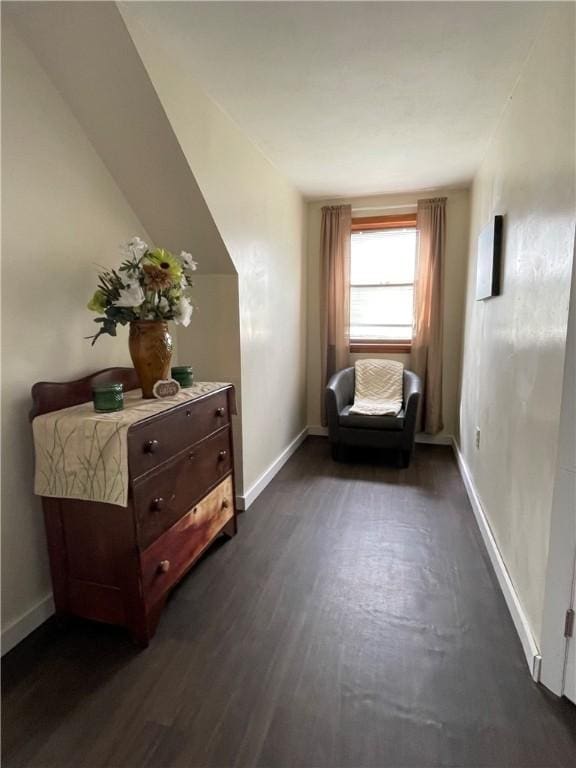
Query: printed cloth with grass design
[[32, 383, 231, 507]]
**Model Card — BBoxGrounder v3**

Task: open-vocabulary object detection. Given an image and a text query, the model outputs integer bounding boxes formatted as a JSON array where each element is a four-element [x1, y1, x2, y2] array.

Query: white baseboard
[[3, 430, 307, 653], [236, 427, 308, 511], [1, 593, 54, 656], [4, 432, 539, 684], [451, 438, 542, 681], [236, 425, 454, 511]]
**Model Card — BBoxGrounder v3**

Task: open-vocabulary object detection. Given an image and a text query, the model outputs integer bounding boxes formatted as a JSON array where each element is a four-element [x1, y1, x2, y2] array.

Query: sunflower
[[143, 248, 182, 287], [141, 265, 169, 291]]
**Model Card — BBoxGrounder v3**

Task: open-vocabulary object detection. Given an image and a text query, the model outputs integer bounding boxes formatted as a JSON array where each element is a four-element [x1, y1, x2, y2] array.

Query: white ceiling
[[124, 1, 548, 199]]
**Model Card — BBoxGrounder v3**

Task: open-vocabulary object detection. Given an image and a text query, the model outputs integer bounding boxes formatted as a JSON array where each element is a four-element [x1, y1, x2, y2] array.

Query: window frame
[[349, 213, 417, 354]]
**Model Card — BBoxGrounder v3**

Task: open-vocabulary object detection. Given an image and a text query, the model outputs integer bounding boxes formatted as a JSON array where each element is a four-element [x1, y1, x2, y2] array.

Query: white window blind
[[350, 228, 418, 341]]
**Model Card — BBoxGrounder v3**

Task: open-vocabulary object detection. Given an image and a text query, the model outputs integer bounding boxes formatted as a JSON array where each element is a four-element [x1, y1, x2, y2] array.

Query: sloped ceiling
[[4, 1, 235, 275], [120, 1, 549, 198]]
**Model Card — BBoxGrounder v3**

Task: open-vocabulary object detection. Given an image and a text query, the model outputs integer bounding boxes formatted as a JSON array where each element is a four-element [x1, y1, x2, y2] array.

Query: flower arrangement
[[87, 237, 197, 344]]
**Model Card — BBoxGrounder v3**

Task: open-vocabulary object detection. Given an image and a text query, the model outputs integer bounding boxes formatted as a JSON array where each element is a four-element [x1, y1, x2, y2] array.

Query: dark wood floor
[[3, 439, 576, 768]]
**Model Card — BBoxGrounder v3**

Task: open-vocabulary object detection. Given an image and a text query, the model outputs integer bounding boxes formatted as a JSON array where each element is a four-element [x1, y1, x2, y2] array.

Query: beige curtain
[[320, 204, 352, 425], [411, 197, 446, 434]]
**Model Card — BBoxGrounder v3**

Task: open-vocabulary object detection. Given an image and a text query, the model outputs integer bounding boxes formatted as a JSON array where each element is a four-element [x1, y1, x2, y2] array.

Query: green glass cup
[[92, 383, 124, 413], [171, 366, 194, 388]]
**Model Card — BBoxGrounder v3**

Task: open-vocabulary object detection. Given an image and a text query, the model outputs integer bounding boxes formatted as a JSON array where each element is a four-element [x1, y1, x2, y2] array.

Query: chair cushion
[[338, 405, 405, 431]]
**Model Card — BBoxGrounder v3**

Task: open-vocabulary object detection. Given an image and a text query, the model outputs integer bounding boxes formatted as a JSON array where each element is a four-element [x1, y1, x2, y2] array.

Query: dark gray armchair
[[325, 367, 422, 467]]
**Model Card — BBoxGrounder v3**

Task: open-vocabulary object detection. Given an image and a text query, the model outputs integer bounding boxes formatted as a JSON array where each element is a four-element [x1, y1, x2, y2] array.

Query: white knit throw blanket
[[349, 359, 404, 416]]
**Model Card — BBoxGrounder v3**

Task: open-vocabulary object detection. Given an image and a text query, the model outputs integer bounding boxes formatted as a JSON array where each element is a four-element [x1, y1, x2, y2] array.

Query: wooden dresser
[[30, 367, 237, 645]]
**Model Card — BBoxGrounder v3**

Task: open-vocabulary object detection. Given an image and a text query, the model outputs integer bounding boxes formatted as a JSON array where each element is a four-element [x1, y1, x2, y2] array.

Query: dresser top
[[32, 382, 233, 507], [33, 381, 232, 423]]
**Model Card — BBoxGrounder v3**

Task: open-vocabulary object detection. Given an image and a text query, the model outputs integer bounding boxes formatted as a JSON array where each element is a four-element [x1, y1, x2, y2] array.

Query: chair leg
[[398, 449, 411, 468], [331, 443, 341, 462]]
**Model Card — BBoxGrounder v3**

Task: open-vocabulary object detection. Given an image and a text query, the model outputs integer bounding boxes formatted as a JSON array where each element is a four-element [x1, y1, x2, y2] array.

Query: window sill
[[350, 341, 412, 354]]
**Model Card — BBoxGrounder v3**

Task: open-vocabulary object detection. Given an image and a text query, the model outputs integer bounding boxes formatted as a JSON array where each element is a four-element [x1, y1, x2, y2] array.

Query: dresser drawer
[[128, 389, 230, 479], [133, 427, 232, 549], [140, 476, 234, 608]]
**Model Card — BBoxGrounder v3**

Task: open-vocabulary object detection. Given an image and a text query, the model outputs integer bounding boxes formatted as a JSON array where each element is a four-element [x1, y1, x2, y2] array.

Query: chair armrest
[[325, 367, 354, 438], [403, 370, 422, 437]]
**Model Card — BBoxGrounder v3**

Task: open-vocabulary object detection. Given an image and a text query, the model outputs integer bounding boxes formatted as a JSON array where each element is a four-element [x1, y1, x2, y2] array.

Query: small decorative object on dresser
[[152, 378, 181, 399], [30, 367, 237, 646], [86, 237, 197, 397], [92, 382, 124, 413], [171, 365, 194, 388], [129, 320, 173, 398]]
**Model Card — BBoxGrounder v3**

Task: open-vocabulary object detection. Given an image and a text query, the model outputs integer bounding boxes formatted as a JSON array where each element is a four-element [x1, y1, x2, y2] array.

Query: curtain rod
[[351, 204, 417, 213]]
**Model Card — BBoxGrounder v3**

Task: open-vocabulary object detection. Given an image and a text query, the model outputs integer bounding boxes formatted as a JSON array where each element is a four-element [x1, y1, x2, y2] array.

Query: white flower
[[121, 236, 148, 260], [114, 281, 145, 308], [174, 296, 193, 327], [178, 250, 198, 272], [158, 296, 170, 313]]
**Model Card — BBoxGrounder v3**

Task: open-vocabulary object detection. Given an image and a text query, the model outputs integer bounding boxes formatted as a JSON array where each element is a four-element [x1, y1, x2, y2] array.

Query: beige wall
[[6, 1, 234, 276], [2, 5, 307, 643], [541, 241, 576, 692], [458, 4, 575, 645], [1, 23, 151, 633], [176, 274, 244, 490], [122, 7, 308, 494], [306, 189, 470, 437]]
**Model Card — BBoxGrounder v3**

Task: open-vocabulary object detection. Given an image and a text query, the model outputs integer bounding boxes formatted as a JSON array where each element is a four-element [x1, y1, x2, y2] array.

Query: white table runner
[[32, 383, 231, 508]]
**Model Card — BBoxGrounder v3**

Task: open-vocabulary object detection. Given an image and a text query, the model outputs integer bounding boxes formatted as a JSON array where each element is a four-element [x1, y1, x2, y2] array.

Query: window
[[349, 214, 418, 353]]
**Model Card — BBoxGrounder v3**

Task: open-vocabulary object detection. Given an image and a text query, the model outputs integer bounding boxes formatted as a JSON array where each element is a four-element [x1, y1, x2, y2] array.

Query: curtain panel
[[320, 204, 352, 425], [411, 197, 446, 435]]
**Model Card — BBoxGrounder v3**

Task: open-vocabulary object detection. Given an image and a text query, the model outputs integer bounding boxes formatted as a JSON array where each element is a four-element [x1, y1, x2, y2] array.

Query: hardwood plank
[[3, 439, 575, 768]]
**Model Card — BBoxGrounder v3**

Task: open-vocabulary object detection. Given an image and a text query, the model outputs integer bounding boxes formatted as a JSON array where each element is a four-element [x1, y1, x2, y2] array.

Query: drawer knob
[[151, 497, 164, 511], [215, 407, 225, 417], [218, 450, 227, 462], [186, 409, 192, 417], [158, 560, 171, 574], [188, 452, 196, 461], [144, 439, 159, 454], [222, 498, 230, 509]]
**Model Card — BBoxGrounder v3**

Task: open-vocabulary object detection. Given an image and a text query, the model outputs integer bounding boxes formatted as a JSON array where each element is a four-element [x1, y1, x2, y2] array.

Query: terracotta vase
[[129, 320, 173, 398]]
